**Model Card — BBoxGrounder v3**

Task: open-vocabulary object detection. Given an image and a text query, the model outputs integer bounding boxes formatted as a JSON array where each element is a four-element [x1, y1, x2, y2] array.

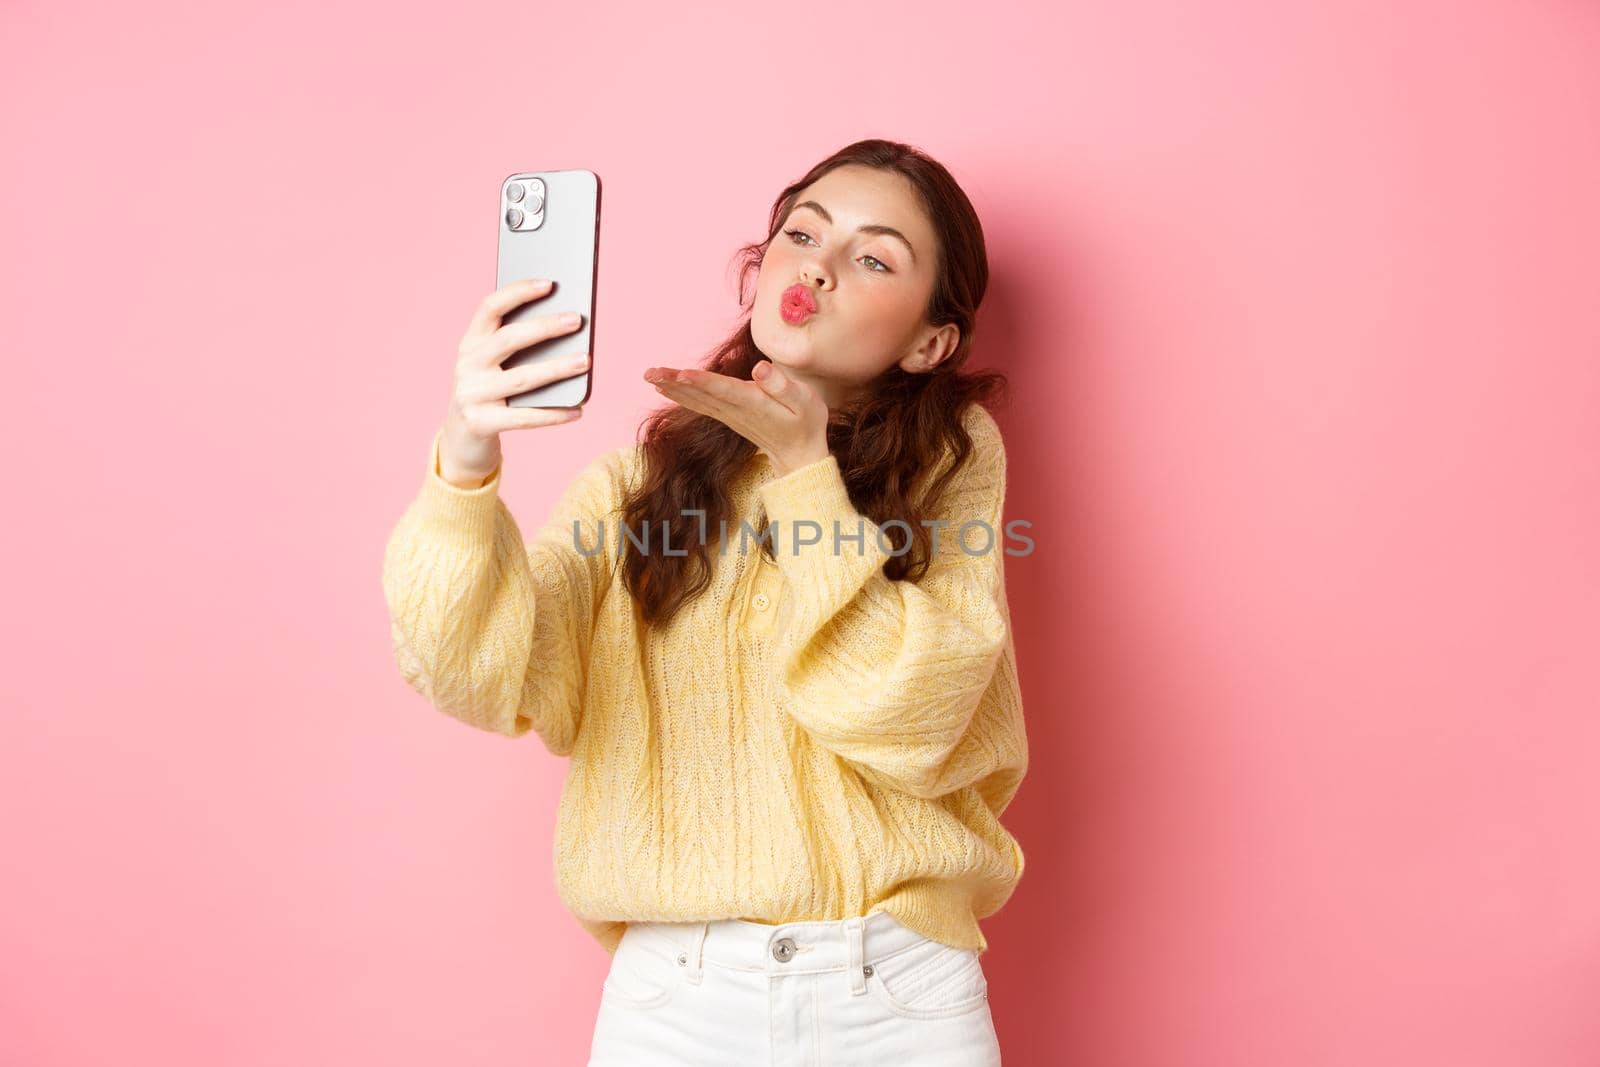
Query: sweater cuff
[[757, 452, 891, 587], [415, 428, 505, 544]]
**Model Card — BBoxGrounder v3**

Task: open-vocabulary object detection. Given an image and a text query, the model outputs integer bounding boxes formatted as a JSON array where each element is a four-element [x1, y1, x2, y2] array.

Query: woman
[[382, 138, 1028, 1065]]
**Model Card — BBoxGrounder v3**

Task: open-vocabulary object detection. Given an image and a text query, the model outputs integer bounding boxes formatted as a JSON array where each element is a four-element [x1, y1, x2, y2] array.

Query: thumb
[[756, 361, 820, 414], [754, 360, 792, 392]]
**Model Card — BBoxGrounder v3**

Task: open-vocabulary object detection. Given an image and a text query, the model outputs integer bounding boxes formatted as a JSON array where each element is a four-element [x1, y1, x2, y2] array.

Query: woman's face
[[753, 164, 960, 411]]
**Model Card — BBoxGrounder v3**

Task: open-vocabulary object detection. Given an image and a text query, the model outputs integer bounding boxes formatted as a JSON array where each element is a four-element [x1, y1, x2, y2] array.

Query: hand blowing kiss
[[642, 360, 833, 477]]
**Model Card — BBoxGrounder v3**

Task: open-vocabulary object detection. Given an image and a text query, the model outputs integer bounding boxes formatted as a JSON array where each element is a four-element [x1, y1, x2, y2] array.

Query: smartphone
[[496, 168, 600, 408]]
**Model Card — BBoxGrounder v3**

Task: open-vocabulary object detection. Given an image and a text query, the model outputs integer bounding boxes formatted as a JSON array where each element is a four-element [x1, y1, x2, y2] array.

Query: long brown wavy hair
[[620, 138, 1009, 627]]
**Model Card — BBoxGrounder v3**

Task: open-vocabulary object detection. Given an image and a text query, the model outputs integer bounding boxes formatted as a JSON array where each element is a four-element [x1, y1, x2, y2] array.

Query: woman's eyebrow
[[791, 200, 917, 266]]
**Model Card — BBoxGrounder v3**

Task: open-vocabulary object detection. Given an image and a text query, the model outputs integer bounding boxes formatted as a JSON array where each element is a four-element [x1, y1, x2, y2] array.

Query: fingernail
[[563, 311, 582, 325]]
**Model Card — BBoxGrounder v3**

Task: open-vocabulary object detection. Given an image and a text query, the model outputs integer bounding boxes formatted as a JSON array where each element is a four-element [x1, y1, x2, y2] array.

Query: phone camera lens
[[505, 207, 524, 228], [526, 192, 544, 212], [506, 183, 525, 203]]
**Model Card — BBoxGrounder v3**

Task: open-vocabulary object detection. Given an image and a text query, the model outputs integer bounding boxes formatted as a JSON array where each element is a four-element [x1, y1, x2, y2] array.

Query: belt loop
[[684, 921, 709, 984], [844, 916, 867, 996]]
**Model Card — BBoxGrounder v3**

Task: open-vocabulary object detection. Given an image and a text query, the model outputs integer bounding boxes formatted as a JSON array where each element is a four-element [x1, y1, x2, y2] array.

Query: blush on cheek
[[849, 289, 908, 329]]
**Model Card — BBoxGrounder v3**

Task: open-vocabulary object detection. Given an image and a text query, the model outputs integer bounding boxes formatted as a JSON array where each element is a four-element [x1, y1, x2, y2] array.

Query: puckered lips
[[780, 283, 818, 324]]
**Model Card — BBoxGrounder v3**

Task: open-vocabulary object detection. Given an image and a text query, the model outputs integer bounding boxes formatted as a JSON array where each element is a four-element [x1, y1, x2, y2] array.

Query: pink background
[[5, 1, 1599, 1064]]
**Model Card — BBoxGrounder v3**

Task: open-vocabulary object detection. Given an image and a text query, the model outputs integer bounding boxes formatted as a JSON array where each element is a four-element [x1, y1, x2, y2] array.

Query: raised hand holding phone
[[436, 278, 588, 489]]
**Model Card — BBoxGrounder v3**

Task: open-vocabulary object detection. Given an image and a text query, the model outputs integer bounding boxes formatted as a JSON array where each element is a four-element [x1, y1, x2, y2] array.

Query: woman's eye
[[782, 229, 892, 273]]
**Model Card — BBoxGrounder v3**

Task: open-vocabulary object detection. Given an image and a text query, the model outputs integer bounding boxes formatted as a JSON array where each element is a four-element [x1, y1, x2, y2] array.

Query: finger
[[470, 313, 585, 370], [674, 369, 791, 421], [478, 404, 584, 434], [463, 278, 554, 346], [659, 375, 767, 431], [752, 361, 808, 415], [653, 381, 725, 424], [656, 378, 742, 426], [482, 351, 590, 402], [671, 397, 748, 442]]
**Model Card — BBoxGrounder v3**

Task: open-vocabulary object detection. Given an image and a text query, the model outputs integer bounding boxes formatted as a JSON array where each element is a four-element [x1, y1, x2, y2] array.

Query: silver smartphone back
[[496, 168, 600, 408]]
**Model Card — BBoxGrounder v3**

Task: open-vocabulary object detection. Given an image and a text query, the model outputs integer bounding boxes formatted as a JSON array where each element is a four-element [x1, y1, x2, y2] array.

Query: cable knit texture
[[381, 403, 1028, 956]]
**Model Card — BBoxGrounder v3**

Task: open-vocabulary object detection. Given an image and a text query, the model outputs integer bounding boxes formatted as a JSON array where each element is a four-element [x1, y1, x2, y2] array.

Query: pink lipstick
[[780, 284, 817, 324]]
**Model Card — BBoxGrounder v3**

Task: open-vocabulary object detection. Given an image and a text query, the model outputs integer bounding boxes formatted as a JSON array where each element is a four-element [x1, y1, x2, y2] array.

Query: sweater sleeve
[[380, 429, 628, 755], [755, 406, 1027, 803]]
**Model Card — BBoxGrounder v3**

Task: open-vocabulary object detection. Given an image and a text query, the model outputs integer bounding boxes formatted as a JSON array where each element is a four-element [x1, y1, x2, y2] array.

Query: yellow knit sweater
[[380, 403, 1028, 957]]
